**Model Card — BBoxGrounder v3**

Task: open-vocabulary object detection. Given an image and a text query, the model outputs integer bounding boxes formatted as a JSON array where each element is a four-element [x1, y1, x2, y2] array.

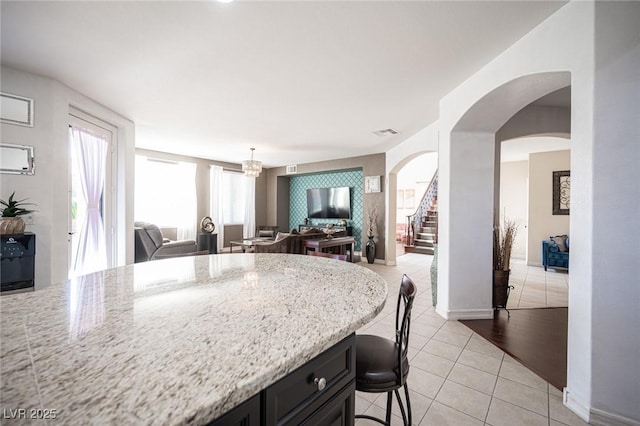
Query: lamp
[[242, 147, 262, 178]]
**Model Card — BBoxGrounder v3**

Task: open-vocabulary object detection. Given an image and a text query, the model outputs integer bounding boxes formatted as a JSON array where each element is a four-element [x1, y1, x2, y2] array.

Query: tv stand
[[299, 224, 353, 236]]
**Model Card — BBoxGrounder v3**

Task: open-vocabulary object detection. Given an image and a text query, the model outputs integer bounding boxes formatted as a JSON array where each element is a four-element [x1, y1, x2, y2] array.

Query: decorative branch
[[493, 218, 518, 271]]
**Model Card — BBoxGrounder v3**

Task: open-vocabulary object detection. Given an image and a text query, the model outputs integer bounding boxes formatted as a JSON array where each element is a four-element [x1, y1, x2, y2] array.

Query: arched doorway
[[437, 71, 571, 320]]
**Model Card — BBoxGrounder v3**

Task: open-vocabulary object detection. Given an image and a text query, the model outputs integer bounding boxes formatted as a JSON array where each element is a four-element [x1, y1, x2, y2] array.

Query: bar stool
[[355, 274, 417, 425]]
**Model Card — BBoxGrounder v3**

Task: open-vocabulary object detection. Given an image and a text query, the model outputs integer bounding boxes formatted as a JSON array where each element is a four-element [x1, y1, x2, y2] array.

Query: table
[[0, 254, 387, 425], [229, 237, 271, 253], [303, 236, 356, 262]]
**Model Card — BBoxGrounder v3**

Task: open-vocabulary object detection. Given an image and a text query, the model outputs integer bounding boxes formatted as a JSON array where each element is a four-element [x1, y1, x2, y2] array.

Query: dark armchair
[[134, 221, 202, 263]]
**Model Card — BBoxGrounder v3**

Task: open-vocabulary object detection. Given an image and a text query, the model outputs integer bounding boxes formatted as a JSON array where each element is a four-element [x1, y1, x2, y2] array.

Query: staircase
[[404, 171, 438, 255]]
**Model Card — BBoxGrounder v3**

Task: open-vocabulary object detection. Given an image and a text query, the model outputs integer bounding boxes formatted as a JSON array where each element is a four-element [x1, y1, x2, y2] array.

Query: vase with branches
[[365, 205, 378, 264], [493, 218, 518, 271], [493, 218, 518, 309]]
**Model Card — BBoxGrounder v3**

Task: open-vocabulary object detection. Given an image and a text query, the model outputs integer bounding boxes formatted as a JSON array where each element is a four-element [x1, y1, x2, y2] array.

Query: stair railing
[[405, 170, 438, 246]]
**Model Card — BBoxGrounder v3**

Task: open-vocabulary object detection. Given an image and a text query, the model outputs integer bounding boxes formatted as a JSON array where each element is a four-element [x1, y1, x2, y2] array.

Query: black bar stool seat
[[355, 274, 417, 426], [356, 335, 409, 390]]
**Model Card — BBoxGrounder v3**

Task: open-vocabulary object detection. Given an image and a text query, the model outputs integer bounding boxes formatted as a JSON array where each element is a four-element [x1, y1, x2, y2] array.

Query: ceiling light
[[242, 148, 262, 178]]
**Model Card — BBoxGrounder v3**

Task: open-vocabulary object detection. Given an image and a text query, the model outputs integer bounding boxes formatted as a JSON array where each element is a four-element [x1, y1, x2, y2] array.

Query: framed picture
[[553, 170, 570, 215], [365, 175, 381, 193], [0, 92, 34, 127]]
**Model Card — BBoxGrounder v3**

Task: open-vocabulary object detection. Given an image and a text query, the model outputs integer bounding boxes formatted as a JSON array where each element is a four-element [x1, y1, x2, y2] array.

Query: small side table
[[197, 233, 218, 254]]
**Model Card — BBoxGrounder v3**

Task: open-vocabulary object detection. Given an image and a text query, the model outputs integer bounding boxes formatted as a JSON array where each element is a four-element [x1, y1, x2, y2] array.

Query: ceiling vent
[[285, 165, 298, 175], [373, 128, 399, 137]]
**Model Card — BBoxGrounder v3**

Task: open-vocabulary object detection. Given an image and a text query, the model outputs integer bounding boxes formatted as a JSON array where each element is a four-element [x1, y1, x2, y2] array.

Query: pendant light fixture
[[242, 147, 262, 178]]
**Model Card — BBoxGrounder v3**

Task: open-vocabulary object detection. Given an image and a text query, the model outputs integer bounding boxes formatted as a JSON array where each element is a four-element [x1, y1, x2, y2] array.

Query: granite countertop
[[0, 253, 387, 425]]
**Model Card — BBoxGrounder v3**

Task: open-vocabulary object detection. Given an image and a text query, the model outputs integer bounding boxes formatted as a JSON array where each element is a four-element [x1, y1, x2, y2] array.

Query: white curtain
[[209, 165, 225, 252], [176, 162, 197, 241], [70, 127, 108, 277], [243, 176, 256, 238], [135, 156, 197, 241]]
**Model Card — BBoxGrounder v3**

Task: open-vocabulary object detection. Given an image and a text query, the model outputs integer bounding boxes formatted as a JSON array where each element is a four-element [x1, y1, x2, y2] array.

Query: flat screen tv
[[307, 187, 351, 219]]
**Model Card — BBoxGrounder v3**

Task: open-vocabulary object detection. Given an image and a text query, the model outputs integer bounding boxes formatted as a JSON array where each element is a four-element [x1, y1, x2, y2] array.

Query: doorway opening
[[68, 110, 116, 278]]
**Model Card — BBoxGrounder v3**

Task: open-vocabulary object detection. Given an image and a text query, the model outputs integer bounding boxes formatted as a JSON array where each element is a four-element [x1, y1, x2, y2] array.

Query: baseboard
[[563, 389, 640, 425], [563, 388, 591, 423], [590, 408, 640, 426], [435, 307, 494, 320]]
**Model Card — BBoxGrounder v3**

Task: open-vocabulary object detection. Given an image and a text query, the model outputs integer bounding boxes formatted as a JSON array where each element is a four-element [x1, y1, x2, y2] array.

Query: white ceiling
[[1, 1, 568, 168], [501, 136, 571, 163]]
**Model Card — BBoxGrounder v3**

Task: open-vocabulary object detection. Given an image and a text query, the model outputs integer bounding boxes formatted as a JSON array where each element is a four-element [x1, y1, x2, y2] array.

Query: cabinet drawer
[[265, 334, 355, 425], [208, 392, 260, 426], [300, 381, 355, 426]]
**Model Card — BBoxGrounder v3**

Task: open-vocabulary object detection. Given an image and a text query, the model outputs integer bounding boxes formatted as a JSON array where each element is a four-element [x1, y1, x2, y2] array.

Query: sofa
[[134, 221, 203, 263], [254, 228, 346, 255], [542, 235, 569, 271]]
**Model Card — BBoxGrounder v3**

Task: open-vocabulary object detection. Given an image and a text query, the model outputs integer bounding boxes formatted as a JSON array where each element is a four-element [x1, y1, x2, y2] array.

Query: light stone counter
[[0, 253, 387, 425]]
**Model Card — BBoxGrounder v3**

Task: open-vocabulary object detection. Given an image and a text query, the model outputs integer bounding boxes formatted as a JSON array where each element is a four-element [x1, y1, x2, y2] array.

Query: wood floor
[[460, 307, 568, 391]]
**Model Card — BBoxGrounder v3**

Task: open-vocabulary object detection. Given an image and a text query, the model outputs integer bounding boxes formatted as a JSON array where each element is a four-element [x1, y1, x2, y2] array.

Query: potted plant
[[365, 205, 378, 264], [493, 218, 518, 308], [1, 191, 36, 235]]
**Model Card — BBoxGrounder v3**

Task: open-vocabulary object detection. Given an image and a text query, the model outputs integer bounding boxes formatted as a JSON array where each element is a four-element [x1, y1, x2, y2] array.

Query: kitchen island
[[0, 254, 387, 425]]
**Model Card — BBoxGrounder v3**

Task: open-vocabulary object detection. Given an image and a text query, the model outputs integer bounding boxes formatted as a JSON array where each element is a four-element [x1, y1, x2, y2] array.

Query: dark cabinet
[[209, 334, 356, 426], [197, 233, 218, 254], [208, 393, 260, 426], [1, 233, 35, 294]]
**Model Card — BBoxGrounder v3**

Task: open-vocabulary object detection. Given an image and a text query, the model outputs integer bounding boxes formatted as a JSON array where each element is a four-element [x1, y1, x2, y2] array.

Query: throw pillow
[[275, 232, 289, 242], [258, 229, 274, 238], [552, 235, 569, 252]]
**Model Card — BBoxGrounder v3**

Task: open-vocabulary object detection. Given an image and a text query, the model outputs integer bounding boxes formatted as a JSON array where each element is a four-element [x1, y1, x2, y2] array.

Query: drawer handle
[[313, 377, 327, 391]]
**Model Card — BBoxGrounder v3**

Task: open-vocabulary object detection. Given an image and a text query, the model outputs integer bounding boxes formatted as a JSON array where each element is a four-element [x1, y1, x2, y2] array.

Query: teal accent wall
[[289, 170, 363, 250]]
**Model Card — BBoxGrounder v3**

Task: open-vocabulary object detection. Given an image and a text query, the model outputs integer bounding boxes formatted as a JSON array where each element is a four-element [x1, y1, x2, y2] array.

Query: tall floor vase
[[366, 236, 376, 264], [493, 269, 512, 308]]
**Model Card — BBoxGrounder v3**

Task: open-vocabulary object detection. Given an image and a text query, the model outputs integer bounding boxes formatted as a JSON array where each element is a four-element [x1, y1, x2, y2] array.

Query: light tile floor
[[356, 253, 583, 426], [507, 258, 569, 309]]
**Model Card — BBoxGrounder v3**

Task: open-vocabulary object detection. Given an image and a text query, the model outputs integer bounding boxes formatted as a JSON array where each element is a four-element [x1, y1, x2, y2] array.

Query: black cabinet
[[197, 233, 218, 254], [1, 233, 35, 294], [209, 334, 356, 426], [209, 393, 260, 426]]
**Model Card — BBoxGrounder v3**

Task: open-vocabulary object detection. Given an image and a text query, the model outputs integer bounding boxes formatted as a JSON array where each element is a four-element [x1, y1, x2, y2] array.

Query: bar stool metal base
[[355, 381, 412, 425]]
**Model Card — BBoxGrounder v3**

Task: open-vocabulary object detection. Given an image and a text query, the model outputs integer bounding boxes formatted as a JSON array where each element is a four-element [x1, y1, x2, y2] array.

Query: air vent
[[285, 165, 298, 175], [373, 128, 399, 137]]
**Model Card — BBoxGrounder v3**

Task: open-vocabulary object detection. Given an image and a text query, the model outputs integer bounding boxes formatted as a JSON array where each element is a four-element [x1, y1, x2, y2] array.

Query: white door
[[68, 110, 116, 277]]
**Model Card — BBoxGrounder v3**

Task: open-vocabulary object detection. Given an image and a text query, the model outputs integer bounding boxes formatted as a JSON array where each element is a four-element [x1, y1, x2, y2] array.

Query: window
[[222, 171, 247, 224], [135, 155, 197, 240]]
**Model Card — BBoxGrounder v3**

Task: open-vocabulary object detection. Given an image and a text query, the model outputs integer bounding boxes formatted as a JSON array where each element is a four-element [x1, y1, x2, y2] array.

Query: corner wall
[[528, 150, 570, 266], [499, 160, 528, 259]]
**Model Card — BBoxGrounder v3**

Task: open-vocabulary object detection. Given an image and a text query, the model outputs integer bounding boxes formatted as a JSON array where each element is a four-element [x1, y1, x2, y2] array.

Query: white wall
[[499, 160, 528, 259], [588, 2, 640, 423], [0, 66, 135, 287], [527, 150, 570, 266], [431, 1, 640, 423]]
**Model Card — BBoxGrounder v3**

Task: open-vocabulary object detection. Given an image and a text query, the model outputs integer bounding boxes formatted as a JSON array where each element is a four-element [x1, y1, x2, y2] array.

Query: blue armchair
[[542, 236, 569, 271]]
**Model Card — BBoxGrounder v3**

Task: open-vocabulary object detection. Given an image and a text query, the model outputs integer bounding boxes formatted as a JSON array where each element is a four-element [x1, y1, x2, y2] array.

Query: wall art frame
[[553, 170, 570, 215], [0, 92, 34, 127]]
